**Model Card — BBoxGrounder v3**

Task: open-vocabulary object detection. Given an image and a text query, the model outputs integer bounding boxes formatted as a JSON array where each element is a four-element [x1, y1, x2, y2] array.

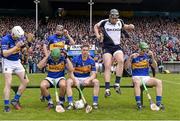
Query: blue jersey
[[45, 34, 69, 50], [1, 34, 21, 61], [131, 54, 151, 76], [47, 56, 66, 78], [72, 54, 96, 78]]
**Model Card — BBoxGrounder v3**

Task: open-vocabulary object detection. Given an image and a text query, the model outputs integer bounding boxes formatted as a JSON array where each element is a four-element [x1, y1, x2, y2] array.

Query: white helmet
[[12, 26, 24, 38]]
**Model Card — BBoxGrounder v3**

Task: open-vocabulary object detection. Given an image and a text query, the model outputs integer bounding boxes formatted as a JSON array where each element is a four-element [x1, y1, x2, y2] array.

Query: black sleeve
[[121, 29, 130, 38], [120, 19, 125, 28], [99, 20, 107, 28]]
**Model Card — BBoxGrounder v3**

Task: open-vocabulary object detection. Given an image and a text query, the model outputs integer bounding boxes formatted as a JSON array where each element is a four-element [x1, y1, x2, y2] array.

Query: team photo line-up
[[1, 9, 165, 113]]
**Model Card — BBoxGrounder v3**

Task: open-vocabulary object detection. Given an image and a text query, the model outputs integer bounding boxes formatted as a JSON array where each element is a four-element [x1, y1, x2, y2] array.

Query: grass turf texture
[[0, 73, 180, 120]]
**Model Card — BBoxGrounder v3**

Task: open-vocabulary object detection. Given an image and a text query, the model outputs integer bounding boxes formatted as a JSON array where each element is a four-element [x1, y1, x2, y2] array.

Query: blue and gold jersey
[[45, 34, 69, 50], [72, 54, 96, 78], [1, 34, 21, 61], [131, 54, 150, 76], [47, 56, 66, 78]]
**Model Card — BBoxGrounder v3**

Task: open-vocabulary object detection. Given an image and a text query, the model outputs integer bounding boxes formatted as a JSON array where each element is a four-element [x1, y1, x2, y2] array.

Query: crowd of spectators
[[0, 16, 179, 73]]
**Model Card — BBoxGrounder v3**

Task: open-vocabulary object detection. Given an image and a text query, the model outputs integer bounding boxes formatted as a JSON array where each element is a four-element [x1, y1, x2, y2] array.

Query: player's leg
[[132, 77, 142, 110], [10, 61, 29, 110], [3, 73, 12, 112], [84, 79, 100, 109], [58, 78, 66, 106], [3, 59, 14, 112], [113, 50, 124, 94], [40, 79, 54, 109], [66, 78, 76, 110], [146, 77, 164, 110], [11, 71, 29, 110], [103, 53, 113, 97]]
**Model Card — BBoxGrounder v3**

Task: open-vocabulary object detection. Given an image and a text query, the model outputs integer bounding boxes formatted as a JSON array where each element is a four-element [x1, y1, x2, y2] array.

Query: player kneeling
[[38, 48, 73, 112], [66, 44, 100, 110]]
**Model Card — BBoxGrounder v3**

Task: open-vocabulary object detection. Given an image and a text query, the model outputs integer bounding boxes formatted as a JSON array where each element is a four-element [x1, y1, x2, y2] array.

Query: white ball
[[74, 99, 85, 109]]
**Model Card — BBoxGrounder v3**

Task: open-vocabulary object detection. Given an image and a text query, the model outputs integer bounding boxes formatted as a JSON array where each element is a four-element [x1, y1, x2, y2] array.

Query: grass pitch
[[0, 73, 180, 120]]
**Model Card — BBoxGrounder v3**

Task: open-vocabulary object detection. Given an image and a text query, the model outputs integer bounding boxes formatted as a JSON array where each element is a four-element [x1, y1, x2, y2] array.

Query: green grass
[[0, 73, 180, 120]]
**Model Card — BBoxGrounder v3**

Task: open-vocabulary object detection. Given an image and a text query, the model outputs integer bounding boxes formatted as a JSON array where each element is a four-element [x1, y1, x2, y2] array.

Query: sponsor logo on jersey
[[132, 60, 149, 69], [49, 41, 65, 50], [48, 62, 65, 72], [106, 28, 121, 31]]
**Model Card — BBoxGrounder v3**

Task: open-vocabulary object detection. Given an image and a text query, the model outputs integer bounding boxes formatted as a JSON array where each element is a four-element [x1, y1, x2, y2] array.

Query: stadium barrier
[[11, 85, 152, 105], [163, 61, 180, 73]]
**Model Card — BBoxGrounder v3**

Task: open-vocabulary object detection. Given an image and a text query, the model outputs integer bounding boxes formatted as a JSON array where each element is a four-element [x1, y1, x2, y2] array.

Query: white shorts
[[95, 63, 99, 71], [132, 76, 150, 85], [2, 58, 25, 73], [45, 77, 66, 86], [98, 63, 103, 72], [75, 77, 89, 85]]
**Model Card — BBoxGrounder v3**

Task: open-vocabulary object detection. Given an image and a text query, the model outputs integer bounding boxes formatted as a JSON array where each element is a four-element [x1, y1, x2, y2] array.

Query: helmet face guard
[[12, 26, 25, 40], [139, 42, 149, 50], [56, 25, 64, 31], [56, 25, 64, 36], [109, 9, 119, 19], [51, 48, 61, 61]]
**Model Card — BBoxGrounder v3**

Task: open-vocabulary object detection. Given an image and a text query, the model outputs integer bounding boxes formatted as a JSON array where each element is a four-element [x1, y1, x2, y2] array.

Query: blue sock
[[45, 95, 51, 101], [105, 82, 110, 90], [115, 76, 121, 84], [59, 96, 65, 102], [14, 93, 21, 101], [93, 96, 98, 103], [135, 96, 141, 105], [156, 96, 162, 106], [67, 96, 73, 103], [4, 100, 10, 106]]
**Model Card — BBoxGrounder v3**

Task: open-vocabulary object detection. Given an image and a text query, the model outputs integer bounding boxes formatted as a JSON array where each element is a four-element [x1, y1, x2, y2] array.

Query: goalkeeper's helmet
[[109, 9, 119, 18]]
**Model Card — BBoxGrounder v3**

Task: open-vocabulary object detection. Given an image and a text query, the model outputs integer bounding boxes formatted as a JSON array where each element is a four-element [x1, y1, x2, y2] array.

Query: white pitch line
[[163, 80, 180, 85]]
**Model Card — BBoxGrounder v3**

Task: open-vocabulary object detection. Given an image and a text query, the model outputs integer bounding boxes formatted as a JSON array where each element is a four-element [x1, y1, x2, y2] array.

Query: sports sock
[[135, 96, 141, 105], [93, 96, 98, 104], [59, 96, 65, 104], [156, 96, 162, 106], [67, 96, 73, 104], [14, 93, 21, 101], [105, 82, 110, 90], [4, 100, 10, 106], [115, 76, 121, 84], [45, 95, 53, 104]]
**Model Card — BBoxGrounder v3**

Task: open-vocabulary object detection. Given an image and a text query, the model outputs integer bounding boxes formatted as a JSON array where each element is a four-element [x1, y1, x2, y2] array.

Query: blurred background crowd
[[0, 16, 179, 73]]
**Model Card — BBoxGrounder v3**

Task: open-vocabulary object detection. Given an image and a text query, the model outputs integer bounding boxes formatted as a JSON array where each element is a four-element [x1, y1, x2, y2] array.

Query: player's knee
[[93, 79, 99, 86], [40, 82, 47, 89], [83, 81, 89, 86], [67, 79, 73, 87], [133, 80, 141, 87], [156, 79, 162, 86], [60, 81, 66, 89]]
